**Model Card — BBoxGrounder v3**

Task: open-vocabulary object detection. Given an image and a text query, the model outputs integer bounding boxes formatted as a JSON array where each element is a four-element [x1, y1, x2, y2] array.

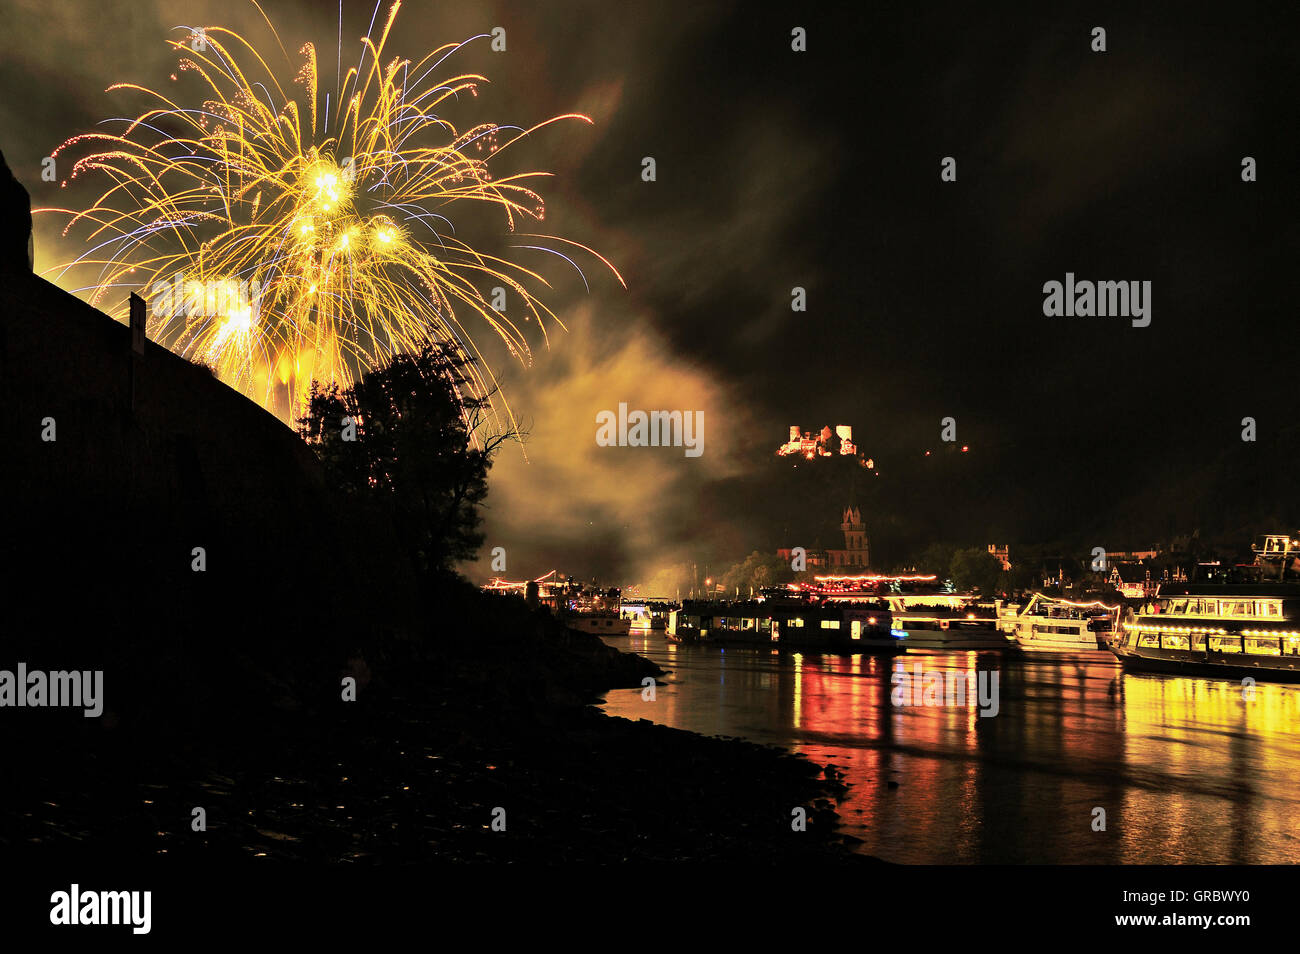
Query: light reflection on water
[[600, 634, 1300, 863]]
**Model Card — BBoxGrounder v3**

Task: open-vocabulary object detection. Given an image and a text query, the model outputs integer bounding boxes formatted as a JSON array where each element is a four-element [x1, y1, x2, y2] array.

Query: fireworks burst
[[38, 0, 623, 426]]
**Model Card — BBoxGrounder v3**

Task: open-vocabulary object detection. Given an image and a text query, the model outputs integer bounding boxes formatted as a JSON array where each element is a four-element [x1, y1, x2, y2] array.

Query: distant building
[[827, 506, 870, 569], [778, 505, 869, 570], [775, 546, 827, 569], [1109, 563, 1157, 599], [1105, 548, 1159, 565], [987, 544, 1011, 571]]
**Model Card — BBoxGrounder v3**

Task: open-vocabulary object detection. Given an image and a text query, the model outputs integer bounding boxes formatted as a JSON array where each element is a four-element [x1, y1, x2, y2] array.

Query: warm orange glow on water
[[603, 635, 1300, 863]]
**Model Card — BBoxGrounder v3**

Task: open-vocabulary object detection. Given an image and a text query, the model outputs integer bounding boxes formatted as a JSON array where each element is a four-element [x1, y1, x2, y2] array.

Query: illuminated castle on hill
[[778, 424, 858, 459]]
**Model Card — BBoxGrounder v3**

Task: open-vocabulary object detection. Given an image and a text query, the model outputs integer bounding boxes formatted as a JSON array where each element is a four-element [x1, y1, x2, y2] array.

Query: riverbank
[[2, 586, 867, 863]]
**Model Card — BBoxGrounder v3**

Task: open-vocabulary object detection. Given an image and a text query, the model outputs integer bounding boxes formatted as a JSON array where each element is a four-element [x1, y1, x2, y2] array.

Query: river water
[[600, 634, 1300, 863]]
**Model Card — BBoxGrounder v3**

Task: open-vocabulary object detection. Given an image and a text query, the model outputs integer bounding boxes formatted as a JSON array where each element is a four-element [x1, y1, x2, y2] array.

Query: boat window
[[1207, 636, 1243, 653], [1285, 636, 1300, 656], [1245, 636, 1281, 656], [1168, 599, 1187, 614], [1200, 600, 1218, 615], [1191, 633, 1207, 651], [789, 618, 804, 628], [1161, 634, 1190, 650], [821, 620, 840, 629], [1137, 632, 1160, 648]]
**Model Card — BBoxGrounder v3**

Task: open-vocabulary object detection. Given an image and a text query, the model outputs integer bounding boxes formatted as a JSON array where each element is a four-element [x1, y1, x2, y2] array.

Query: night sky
[[1, 0, 1294, 590]]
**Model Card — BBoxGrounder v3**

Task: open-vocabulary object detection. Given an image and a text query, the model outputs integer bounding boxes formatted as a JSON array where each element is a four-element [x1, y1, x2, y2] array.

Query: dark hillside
[[0, 261, 423, 737]]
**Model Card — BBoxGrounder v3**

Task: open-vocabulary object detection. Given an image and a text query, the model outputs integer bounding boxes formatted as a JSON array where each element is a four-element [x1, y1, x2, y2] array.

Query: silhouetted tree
[[720, 550, 787, 593], [949, 547, 1004, 595], [298, 344, 518, 576], [915, 541, 958, 578]]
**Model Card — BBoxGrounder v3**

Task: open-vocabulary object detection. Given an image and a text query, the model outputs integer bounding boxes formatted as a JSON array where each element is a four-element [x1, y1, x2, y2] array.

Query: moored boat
[[561, 611, 632, 636], [886, 595, 1011, 651], [997, 594, 1119, 657], [666, 597, 898, 652], [1112, 583, 1300, 682], [618, 598, 676, 633], [1110, 536, 1300, 682]]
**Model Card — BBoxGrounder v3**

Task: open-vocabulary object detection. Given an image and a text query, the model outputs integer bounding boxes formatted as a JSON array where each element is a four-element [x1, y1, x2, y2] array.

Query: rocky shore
[[2, 584, 867, 864]]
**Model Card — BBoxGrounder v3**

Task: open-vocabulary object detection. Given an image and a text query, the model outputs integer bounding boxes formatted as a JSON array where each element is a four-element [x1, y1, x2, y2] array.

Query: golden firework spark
[[38, 0, 623, 425]]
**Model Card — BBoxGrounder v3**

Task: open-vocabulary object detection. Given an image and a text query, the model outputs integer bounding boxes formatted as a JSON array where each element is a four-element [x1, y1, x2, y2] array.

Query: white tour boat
[[997, 594, 1119, 655]]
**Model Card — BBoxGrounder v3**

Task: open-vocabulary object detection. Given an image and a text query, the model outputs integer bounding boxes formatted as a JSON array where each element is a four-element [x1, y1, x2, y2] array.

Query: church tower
[[840, 506, 869, 567]]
